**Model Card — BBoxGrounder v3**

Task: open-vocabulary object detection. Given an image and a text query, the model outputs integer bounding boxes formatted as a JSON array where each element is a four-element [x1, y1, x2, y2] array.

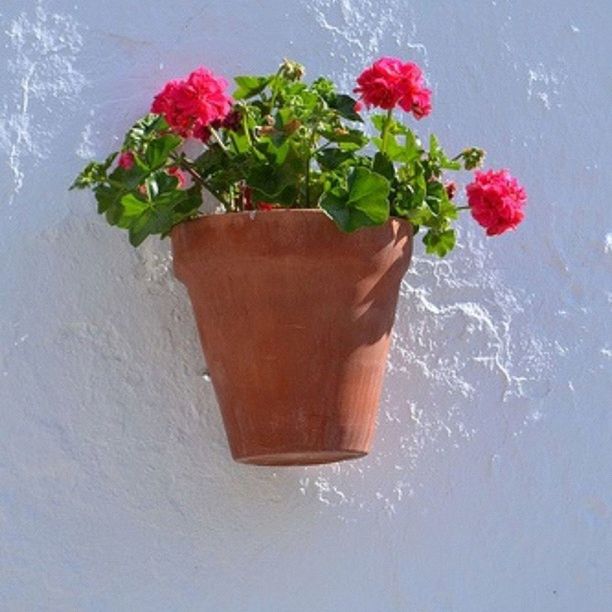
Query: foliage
[[71, 58, 515, 256]]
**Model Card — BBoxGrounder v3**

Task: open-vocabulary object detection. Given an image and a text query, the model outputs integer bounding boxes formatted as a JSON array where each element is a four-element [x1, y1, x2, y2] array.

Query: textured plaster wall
[[1, 1, 610, 610]]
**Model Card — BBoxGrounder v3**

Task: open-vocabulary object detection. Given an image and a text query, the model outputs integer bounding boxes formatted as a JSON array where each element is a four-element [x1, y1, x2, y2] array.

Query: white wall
[[1, 1, 610, 610]]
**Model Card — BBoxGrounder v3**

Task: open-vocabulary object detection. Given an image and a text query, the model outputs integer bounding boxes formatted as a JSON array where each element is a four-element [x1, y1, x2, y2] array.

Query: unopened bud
[[279, 58, 305, 81], [463, 147, 486, 170], [283, 119, 301, 134]]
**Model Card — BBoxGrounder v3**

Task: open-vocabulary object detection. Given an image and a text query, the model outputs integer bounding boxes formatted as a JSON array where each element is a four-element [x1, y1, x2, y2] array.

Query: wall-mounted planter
[[172, 210, 412, 466]]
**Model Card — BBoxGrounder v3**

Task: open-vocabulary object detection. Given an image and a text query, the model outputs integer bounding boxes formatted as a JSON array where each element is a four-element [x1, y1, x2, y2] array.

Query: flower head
[[466, 169, 526, 236], [151, 67, 232, 139], [117, 151, 135, 170], [354, 57, 432, 118]]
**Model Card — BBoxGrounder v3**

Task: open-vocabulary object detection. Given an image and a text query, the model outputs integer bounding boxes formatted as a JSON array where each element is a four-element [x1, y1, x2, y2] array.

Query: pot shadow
[[346, 222, 414, 348]]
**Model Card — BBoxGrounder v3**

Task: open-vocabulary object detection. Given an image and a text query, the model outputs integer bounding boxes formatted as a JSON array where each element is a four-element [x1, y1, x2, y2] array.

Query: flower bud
[[283, 119, 301, 135], [117, 151, 135, 170], [463, 147, 486, 170], [279, 59, 305, 81]]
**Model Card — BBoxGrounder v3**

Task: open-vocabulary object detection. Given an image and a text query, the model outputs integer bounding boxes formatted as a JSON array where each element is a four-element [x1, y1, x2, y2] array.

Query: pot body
[[171, 210, 412, 466]]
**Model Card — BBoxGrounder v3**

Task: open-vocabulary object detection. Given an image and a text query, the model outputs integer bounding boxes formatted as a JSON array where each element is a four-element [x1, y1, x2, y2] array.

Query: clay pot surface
[[171, 209, 412, 466]]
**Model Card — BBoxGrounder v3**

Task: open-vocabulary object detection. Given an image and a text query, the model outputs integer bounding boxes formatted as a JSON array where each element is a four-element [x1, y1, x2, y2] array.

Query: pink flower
[[167, 166, 187, 188], [410, 87, 432, 119], [354, 57, 432, 118], [117, 151, 135, 170], [151, 67, 232, 139], [466, 169, 526, 236]]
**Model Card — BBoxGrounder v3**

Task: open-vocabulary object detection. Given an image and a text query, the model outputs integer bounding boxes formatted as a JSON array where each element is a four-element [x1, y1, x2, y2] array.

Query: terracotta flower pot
[[171, 209, 412, 466]]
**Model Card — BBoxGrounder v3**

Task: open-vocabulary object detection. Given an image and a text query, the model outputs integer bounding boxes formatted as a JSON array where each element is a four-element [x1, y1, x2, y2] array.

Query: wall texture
[[1, 1, 610, 610]]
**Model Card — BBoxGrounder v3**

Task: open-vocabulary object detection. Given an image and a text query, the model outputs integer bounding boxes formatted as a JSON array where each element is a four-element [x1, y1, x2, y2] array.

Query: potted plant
[[71, 58, 526, 466]]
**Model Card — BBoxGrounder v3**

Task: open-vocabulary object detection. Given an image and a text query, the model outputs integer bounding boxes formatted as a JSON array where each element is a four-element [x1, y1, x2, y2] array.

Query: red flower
[[238, 185, 253, 210], [466, 170, 526, 236], [151, 67, 232, 139], [354, 57, 432, 118], [258, 202, 277, 211], [222, 108, 242, 131], [117, 151, 135, 170], [167, 166, 187, 188], [445, 181, 457, 199]]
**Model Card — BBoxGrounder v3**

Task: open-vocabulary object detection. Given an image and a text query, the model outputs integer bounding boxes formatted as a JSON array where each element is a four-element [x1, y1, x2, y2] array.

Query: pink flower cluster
[[151, 67, 232, 139], [354, 57, 432, 118], [466, 170, 526, 236]]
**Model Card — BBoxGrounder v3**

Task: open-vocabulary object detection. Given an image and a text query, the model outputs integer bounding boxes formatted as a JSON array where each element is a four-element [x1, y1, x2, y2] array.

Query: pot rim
[[175, 208, 413, 230]]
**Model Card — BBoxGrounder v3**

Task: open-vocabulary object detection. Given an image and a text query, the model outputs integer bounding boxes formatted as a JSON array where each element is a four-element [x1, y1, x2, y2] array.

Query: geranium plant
[[71, 58, 526, 255]]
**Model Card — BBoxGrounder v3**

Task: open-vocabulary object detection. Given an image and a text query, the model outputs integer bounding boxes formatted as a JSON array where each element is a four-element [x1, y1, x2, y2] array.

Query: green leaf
[[113, 193, 149, 228], [123, 114, 169, 150], [425, 180, 445, 214], [327, 94, 363, 122], [429, 134, 461, 170], [371, 114, 387, 132], [128, 207, 174, 247], [70, 152, 117, 190], [125, 186, 202, 246], [317, 148, 353, 171], [405, 206, 434, 226], [347, 168, 390, 214], [438, 197, 459, 221], [394, 162, 427, 215], [402, 129, 421, 162], [372, 152, 395, 181], [194, 145, 228, 177], [233, 76, 271, 100], [145, 134, 181, 170], [247, 145, 303, 200], [423, 229, 456, 257], [373, 131, 421, 163], [94, 184, 125, 218], [320, 167, 390, 232], [108, 159, 149, 191], [319, 128, 368, 151], [253, 184, 299, 206]]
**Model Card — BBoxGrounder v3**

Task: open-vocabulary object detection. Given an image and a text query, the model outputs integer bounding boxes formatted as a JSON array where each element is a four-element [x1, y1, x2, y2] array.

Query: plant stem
[[209, 127, 230, 156], [268, 65, 285, 110], [170, 153, 230, 207], [381, 109, 393, 155], [305, 126, 319, 207], [455, 205, 470, 211], [241, 110, 253, 148]]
